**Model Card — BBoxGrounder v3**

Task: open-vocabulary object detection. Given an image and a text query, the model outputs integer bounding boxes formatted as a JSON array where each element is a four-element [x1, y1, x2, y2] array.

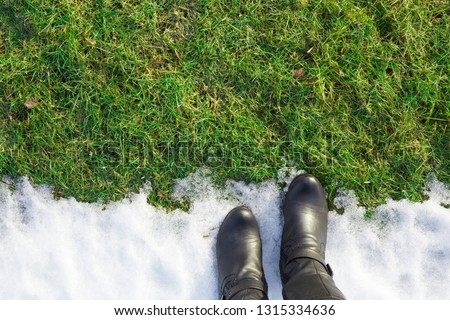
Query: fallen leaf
[[24, 98, 38, 109], [293, 68, 305, 79]]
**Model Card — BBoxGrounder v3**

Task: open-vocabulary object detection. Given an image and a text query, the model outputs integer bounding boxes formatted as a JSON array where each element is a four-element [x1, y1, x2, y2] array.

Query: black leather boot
[[216, 206, 268, 300], [280, 174, 345, 300]]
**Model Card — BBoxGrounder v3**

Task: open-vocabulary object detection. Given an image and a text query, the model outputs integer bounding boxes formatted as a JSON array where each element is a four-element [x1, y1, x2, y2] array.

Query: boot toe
[[218, 206, 259, 240], [284, 174, 328, 213]]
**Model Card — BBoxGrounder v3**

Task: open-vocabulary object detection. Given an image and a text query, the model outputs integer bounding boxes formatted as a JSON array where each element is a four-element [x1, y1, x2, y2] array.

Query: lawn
[[1, 0, 448, 210]]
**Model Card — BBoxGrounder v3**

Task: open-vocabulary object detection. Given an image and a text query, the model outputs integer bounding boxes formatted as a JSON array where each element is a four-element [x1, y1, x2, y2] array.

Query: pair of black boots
[[216, 174, 345, 300]]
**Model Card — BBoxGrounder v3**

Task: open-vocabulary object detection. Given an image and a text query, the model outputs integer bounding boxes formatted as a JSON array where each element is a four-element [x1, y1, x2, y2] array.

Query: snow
[[0, 169, 449, 299]]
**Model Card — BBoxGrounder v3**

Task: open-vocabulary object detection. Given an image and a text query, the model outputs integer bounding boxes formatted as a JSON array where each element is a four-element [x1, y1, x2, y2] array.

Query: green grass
[[1, 0, 449, 210]]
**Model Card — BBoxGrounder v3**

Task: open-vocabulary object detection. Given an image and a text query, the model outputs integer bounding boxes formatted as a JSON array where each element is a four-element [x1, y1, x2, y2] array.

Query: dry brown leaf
[[25, 98, 38, 109], [293, 69, 305, 79]]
